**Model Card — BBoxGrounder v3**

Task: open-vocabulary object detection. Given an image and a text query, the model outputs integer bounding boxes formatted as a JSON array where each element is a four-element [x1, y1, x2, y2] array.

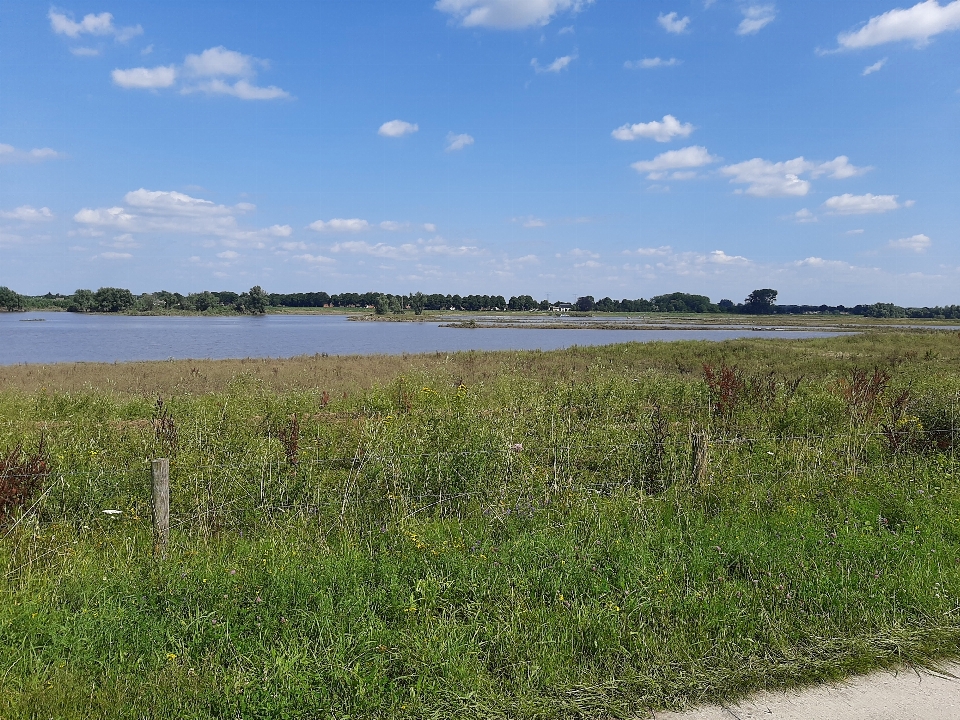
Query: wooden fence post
[[152, 458, 169, 553], [690, 430, 708, 488]]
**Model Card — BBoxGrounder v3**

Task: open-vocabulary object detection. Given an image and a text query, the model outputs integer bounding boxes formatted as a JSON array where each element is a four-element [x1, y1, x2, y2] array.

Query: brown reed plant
[[839, 367, 890, 424], [702, 364, 746, 419], [278, 414, 300, 469], [0, 436, 50, 523], [152, 395, 178, 455]]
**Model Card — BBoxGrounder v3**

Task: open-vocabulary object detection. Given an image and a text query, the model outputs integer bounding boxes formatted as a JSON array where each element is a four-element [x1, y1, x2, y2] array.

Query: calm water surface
[[0, 312, 846, 365]]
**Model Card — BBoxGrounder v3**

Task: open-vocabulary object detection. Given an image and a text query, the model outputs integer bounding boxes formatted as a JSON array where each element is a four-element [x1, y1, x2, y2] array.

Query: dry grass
[[1, 330, 957, 399]]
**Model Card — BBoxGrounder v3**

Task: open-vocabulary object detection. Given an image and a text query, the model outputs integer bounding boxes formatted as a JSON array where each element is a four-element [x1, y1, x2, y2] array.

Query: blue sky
[[1, 0, 958, 304]]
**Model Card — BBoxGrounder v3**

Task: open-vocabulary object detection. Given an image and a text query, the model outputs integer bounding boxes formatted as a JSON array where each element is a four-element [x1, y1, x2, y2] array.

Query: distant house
[[551, 302, 573, 313]]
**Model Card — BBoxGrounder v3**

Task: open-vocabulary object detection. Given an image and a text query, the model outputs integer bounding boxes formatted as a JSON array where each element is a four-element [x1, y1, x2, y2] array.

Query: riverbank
[[1, 332, 958, 718]]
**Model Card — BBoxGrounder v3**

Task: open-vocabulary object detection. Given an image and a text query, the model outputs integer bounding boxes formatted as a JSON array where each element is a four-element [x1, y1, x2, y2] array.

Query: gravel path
[[651, 663, 960, 720]]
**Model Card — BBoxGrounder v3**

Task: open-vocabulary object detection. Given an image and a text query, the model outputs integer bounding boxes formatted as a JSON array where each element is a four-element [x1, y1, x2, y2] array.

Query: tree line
[[2, 285, 959, 319]]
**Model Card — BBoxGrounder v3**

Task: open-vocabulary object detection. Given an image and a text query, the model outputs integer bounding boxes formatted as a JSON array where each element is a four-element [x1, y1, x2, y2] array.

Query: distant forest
[[1, 285, 959, 319]]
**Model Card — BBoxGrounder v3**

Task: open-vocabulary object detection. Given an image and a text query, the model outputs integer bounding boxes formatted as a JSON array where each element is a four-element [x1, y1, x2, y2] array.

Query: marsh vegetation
[[1, 331, 958, 718]]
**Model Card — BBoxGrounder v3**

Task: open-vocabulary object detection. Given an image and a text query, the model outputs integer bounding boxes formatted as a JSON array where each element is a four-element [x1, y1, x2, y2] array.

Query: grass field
[[1, 330, 958, 718]]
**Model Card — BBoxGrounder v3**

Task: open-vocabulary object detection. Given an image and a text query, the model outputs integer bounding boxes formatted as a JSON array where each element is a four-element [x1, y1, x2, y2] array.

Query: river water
[[0, 312, 848, 365]]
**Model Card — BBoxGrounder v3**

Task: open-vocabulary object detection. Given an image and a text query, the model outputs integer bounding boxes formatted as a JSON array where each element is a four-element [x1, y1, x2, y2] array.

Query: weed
[[0, 436, 49, 522]]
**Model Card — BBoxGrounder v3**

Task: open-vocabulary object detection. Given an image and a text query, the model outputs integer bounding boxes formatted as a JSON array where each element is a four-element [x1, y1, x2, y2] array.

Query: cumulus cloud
[[330, 237, 482, 260], [889, 233, 931, 252], [184, 46, 255, 77], [521, 216, 546, 228], [837, 0, 960, 49], [434, 0, 595, 29], [624, 246, 672, 256], [0, 143, 64, 164], [97, 251, 133, 260], [112, 65, 177, 89], [624, 57, 680, 69], [73, 188, 289, 244], [658, 11, 690, 34], [531, 53, 577, 72], [48, 9, 142, 42], [446, 132, 474, 151], [308, 218, 370, 233], [863, 58, 887, 75], [737, 5, 776, 35], [631, 146, 717, 179], [612, 115, 694, 142], [113, 46, 289, 99], [720, 155, 869, 197], [0, 206, 54, 222], [793, 208, 817, 223], [822, 193, 909, 214], [378, 120, 419, 138]]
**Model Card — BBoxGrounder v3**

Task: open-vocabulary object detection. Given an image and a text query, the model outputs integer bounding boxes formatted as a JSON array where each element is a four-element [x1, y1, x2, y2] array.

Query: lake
[[0, 312, 848, 365]]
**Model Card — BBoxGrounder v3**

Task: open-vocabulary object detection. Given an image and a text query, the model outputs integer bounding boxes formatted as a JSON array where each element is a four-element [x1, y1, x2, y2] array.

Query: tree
[[68, 289, 95, 313], [744, 289, 778, 314], [235, 286, 268, 315], [409, 292, 426, 316], [576, 295, 596, 312], [0, 286, 23, 312]]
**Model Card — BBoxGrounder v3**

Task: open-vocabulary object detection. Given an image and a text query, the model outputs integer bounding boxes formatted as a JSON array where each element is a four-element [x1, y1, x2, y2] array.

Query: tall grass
[[0, 332, 958, 718]]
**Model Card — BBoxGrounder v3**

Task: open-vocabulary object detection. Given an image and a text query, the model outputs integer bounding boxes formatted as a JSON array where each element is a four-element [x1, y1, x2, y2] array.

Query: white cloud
[[531, 53, 577, 72], [217, 250, 240, 259], [115, 47, 289, 100], [522, 216, 546, 228], [631, 146, 717, 179], [838, 0, 960, 49], [863, 58, 888, 75], [612, 115, 694, 142], [720, 155, 869, 197], [434, 0, 595, 29], [73, 189, 285, 243], [141, 44, 154, 56], [446, 132, 475, 151], [568, 247, 600, 258], [184, 46, 254, 77], [558, 25, 574, 34], [293, 253, 336, 265], [185, 78, 290, 100], [308, 218, 370, 233], [70, 47, 101, 57], [624, 246, 672, 256], [278, 241, 308, 251], [889, 233, 931, 252], [0, 143, 64, 164], [0, 206, 54, 222], [846, 228, 865, 235], [658, 11, 690, 34], [793, 208, 817, 223], [378, 120, 419, 137], [721, 158, 811, 197], [48, 10, 142, 42], [737, 5, 776, 35], [707, 250, 750, 264], [822, 193, 909, 214], [330, 237, 482, 259], [812, 155, 870, 179], [624, 57, 680, 69], [97, 251, 133, 260], [112, 65, 177, 89]]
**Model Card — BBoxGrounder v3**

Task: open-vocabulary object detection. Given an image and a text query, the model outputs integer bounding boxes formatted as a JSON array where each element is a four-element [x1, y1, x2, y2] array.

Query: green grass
[[1, 331, 959, 718]]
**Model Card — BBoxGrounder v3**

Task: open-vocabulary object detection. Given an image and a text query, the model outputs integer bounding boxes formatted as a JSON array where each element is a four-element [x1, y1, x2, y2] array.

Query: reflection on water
[[0, 312, 849, 365]]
